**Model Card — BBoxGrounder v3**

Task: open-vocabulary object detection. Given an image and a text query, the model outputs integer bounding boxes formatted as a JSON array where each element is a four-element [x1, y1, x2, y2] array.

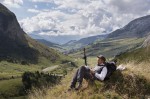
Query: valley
[[0, 2, 150, 99]]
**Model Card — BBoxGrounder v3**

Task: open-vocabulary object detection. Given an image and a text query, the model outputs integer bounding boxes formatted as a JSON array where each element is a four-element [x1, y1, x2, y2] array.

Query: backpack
[[96, 62, 116, 80], [104, 62, 117, 81]]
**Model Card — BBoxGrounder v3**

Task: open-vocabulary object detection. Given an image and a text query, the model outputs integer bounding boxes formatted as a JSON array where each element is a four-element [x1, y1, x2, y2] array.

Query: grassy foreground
[[28, 57, 150, 99]]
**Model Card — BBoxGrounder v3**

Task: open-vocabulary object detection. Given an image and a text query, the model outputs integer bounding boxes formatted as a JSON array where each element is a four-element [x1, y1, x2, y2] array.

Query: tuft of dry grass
[[120, 61, 150, 80]]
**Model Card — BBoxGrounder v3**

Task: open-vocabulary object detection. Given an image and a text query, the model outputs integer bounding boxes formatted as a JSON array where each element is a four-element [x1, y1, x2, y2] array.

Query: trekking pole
[[83, 48, 87, 66]]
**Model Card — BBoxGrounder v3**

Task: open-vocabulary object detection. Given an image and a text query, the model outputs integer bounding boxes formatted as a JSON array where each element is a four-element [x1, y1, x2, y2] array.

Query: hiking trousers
[[70, 66, 92, 88]]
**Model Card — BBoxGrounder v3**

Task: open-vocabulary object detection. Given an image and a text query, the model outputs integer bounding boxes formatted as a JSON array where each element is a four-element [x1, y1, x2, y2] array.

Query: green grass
[[0, 61, 38, 72], [116, 46, 150, 64], [0, 78, 25, 98], [0, 61, 42, 79]]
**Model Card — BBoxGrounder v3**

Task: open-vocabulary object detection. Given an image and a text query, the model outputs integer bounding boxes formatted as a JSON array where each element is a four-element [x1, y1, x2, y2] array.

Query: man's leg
[[69, 66, 90, 90], [76, 66, 90, 90], [70, 69, 79, 89], [77, 66, 87, 83]]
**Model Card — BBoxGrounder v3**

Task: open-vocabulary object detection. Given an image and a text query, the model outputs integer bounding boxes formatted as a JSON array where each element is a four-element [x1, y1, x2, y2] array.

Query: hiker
[[69, 55, 116, 90]]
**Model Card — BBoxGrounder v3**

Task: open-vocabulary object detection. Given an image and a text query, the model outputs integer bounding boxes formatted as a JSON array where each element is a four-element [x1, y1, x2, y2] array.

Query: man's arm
[[95, 67, 107, 81]]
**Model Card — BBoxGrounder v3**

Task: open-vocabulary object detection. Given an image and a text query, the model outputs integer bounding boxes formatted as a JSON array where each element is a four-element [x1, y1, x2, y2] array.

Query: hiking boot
[[75, 83, 82, 90], [68, 86, 75, 91]]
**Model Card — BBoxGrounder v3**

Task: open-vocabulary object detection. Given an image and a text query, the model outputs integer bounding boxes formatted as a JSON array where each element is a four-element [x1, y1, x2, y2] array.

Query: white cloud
[[107, 0, 150, 15], [30, 0, 53, 3], [2, 0, 23, 8], [27, 9, 40, 13], [20, 10, 68, 33], [20, 0, 150, 37]]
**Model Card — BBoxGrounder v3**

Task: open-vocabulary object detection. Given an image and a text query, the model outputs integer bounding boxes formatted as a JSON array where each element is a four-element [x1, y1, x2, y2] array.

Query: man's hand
[[90, 69, 95, 75], [89, 70, 95, 80]]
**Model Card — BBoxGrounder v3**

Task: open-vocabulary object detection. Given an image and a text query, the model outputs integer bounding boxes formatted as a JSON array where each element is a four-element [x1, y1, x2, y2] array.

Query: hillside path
[[42, 65, 59, 72]]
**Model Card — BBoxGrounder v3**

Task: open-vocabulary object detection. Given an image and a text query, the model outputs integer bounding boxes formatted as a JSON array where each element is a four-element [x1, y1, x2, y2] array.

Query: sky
[[0, 0, 150, 43]]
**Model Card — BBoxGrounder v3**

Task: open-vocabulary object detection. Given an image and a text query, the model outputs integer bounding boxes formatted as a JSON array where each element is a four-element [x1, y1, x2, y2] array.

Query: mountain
[[35, 39, 60, 47], [107, 15, 150, 39], [0, 3, 64, 64], [64, 34, 108, 46], [70, 15, 150, 58], [63, 40, 77, 45], [63, 34, 108, 51], [35, 39, 66, 52], [29, 34, 44, 40]]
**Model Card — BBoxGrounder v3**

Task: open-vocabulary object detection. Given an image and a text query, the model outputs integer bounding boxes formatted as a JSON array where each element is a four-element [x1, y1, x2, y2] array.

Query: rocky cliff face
[[0, 3, 27, 45], [0, 3, 61, 64]]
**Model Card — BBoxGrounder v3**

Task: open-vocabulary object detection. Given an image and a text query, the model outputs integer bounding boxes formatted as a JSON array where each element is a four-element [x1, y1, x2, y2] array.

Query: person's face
[[97, 58, 104, 65]]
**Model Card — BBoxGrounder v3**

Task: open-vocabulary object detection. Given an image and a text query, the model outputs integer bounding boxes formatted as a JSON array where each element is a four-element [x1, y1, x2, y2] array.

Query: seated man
[[69, 55, 114, 90]]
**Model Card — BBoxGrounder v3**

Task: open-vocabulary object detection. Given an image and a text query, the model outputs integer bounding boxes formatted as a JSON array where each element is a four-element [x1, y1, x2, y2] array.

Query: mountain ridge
[[35, 39, 60, 47], [0, 3, 64, 64], [62, 34, 108, 51], [107, 15, 150, 39]]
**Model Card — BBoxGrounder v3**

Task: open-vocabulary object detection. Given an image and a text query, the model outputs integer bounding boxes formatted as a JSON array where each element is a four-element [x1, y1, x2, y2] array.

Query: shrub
[[22, 71, 62, 91]]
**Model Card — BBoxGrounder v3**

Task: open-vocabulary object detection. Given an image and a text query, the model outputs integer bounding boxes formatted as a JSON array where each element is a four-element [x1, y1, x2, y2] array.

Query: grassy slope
[[115, 46, 150, 64], [25, 34, 68, 64], [70, 38, 145, 58], [62, 35, 106, 52], [114, 43, 150, 82], [28, 57, 150, 99]]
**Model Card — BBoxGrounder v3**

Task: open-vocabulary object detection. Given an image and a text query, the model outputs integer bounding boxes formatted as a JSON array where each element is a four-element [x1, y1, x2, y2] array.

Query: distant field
[[0, 78, 24, 98], [0, 61, 39, 80], [0, 60, 65, 79], [70, 38, 145, 58]]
